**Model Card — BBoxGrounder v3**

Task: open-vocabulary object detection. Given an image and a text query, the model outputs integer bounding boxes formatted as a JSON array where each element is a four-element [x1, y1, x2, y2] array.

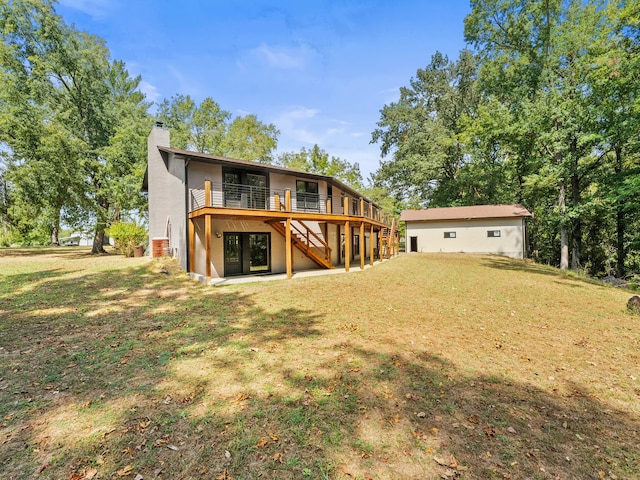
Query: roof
[[154, 146, 372, 205], [400, 204, 532, 222]]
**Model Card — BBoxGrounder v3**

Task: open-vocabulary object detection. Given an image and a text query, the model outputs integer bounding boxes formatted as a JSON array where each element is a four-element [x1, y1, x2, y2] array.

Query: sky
[[55, 0, 472, 179]]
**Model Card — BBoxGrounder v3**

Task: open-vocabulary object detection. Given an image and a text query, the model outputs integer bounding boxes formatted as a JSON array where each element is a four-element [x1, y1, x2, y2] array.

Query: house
[[400, 204, 532, 259], [143, 123, 398, 281]]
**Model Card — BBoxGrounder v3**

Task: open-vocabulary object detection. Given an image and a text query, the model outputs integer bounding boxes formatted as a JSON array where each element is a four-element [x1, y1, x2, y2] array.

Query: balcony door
[[223, 169, 267, 209]]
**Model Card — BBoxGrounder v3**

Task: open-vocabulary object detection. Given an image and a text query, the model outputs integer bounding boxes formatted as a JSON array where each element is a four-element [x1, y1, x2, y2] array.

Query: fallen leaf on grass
[[337, 465, 353, 477], [233, 393, 250, 403], [272, 452, 283, 463], [117, 465, 133, 476], [484, 425, 502, 438], [166, 444, 179, 451], [216, 469, 234, 480], [254, 437, 269, 448]]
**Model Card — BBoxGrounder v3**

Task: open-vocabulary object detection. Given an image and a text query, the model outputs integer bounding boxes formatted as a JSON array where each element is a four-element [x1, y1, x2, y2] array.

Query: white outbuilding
[[401, 204, 532, 259]]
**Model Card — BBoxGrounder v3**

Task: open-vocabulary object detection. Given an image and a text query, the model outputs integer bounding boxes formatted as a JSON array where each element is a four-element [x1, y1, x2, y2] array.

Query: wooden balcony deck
[[189, 180, 391, 226], [187, 180, 398, 280]]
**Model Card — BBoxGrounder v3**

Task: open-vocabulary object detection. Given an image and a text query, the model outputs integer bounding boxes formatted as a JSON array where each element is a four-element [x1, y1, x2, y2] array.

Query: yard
[[0, 248, 638, 479]]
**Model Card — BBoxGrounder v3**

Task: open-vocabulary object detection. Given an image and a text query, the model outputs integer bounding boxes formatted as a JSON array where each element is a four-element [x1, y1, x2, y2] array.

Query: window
[[444, 232, 456, 239], [487, 230, 501, 238], [296, 180, 319, 211]]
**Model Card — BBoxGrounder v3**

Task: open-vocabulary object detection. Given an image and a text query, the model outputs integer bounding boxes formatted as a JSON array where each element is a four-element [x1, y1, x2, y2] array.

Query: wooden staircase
[[267, 220, 333, 269], [379, 218, 398, 260]]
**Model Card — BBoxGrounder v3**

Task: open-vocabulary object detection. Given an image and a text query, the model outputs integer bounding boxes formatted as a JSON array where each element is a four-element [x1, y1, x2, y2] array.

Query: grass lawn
[[1, 248, 638, 480]]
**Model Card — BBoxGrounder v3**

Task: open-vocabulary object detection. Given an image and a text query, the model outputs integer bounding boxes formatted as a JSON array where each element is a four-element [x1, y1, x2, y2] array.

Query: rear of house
[[144, 124, 398, 282], [401, 205, 532, 259]]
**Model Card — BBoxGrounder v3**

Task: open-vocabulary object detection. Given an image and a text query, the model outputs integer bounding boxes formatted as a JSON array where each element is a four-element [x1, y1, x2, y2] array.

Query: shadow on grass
[[0, 260, 638, 479], [482, 257, 630, 293]]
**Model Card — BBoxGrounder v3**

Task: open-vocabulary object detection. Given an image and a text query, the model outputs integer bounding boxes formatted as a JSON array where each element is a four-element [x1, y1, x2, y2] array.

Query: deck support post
[[343, 196, 350, 272], [205, 214, 211, 281], [189, 218, 195, 273], [369, 223, 374, 266], [360, 222, 365, 270], [285, 217, 292, 279], [344, 221, 350, 272]]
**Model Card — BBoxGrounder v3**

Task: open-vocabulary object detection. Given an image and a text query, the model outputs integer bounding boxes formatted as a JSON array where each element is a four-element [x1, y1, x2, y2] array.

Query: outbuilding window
[[444, 231, 456, 239], [487, 230, 501, 237]]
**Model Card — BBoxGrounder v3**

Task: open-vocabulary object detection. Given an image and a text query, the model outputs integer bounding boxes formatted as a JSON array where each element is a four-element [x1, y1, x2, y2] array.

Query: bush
[[106, 221, 147, 257]]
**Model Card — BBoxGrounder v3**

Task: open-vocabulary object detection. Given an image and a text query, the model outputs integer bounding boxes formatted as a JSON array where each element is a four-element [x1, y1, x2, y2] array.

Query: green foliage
[[0, 0, 151, 251], [277, 144, 363, 189], [156, 95, 279, 163], [371, 0, 640, 276], [106, 221, 147, 257], [370, 50, 481, 206]]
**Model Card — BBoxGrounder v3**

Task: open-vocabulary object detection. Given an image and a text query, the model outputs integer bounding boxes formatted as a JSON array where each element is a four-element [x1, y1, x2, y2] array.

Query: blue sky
[[56, 0, 471, 179]]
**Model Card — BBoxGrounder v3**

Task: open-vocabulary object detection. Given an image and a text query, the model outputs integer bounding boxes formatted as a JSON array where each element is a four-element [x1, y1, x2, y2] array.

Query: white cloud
[[58, 0, 112, 19], [249, 43, 319, 70], [378, 86, 401, 104], [139, 81, 161, 103]]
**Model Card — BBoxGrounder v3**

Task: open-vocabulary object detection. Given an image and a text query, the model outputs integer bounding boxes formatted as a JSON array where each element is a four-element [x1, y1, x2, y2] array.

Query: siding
[[405, 218, 526, 259]]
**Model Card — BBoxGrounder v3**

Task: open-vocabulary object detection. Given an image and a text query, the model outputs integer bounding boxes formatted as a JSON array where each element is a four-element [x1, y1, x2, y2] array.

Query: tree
[[277, 144, 363, 189], [222, 114, 279, 163], [156, 95, 230, 152], [156, 96, 279, 163], [464, 0, 616, 270], [370, 50, 480, 207], [0, 0, 150, 252]]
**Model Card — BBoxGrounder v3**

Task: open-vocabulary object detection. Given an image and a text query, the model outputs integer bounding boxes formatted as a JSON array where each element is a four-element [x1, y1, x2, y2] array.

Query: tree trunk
[[50, 224, 59, 246], [559, 179, 569, 270], [570, 172, 581, 270], [91, 196, 110, 254], [615, 146, 625, 278], [92, 227, 106, 254]]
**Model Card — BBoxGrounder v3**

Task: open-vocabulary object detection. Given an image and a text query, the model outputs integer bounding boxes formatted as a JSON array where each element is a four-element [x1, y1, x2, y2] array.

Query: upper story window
[[296, 180, 319, 211], [444, 231, 456, 239], [487, 230, 501, 237]]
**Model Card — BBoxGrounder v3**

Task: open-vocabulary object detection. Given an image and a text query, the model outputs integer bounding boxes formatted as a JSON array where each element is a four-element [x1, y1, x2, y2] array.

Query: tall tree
[[277, 144, 363, 189], [156, 96, 279, 163], [465, 0, 614, 270], [370, 50, 480, 207], [0, 0, 151, 252], [222, 114, 279, 163]]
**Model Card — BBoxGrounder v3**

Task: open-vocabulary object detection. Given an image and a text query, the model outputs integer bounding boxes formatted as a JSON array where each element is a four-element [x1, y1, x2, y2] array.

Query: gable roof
[[400, 204, 532, 222]]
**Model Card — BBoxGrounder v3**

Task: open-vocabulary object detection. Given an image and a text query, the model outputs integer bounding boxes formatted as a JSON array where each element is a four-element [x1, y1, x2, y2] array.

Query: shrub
[[106, 221, 147, 257]]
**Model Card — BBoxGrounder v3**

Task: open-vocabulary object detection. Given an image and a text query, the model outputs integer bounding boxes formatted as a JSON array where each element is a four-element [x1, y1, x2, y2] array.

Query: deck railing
[[189, 180, 389, 223]]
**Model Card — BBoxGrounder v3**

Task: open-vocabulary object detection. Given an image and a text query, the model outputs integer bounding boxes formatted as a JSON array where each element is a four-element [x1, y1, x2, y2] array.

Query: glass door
[[246, 174, 267, 209], [249, 233, 270, 272], [224, 233, 242, 276]]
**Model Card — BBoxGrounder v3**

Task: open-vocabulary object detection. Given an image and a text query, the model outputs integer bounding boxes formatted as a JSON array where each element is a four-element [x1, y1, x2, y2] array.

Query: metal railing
[[189, 181, 389, 223]]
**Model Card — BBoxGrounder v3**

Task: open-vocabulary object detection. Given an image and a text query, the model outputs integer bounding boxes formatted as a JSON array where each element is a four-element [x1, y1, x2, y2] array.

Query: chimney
[[148, 121, 170, 149]]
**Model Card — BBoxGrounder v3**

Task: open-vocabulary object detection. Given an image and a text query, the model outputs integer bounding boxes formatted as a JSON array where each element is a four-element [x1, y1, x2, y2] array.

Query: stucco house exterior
[[401, 204, 532, 259], [143, 123, 397, 282]]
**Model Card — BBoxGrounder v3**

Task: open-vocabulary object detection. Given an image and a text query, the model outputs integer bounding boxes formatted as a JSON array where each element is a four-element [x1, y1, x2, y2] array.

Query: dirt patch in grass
[[1, 248, 638, 479]]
